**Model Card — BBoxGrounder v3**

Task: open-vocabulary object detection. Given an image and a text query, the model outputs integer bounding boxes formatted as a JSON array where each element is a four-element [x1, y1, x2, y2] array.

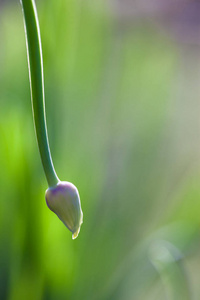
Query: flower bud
[[45, 181, 83, 239]]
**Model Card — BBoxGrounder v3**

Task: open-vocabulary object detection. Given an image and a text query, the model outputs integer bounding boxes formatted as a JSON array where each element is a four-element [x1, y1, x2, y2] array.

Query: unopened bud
[[45, 181, 83, 239]]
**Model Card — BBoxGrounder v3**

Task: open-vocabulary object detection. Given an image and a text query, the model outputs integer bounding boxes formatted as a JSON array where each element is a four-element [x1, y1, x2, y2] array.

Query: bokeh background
[[0, 0, 200, 299]]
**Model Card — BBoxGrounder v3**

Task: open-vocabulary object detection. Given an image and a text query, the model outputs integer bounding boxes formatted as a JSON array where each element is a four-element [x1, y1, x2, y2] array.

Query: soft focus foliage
[[0, 0, 200, 299]]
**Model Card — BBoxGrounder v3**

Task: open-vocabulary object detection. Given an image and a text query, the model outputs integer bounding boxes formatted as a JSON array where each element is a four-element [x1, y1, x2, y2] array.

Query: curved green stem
[[20, 0, 59, 187]]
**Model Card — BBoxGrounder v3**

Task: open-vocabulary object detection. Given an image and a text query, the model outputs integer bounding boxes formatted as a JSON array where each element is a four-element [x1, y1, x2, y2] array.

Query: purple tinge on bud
[[45, 181, 83, 239]]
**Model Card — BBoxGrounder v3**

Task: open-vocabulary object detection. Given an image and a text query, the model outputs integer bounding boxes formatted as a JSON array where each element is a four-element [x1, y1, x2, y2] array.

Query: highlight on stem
[[20, 0, 83, 239]]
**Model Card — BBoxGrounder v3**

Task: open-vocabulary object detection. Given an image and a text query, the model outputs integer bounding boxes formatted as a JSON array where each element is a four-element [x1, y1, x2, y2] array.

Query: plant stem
[[20, 0, 59, 187]]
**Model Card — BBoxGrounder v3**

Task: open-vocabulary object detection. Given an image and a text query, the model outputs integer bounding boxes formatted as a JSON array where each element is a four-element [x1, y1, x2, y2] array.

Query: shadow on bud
[[45, 181, 83, 239]]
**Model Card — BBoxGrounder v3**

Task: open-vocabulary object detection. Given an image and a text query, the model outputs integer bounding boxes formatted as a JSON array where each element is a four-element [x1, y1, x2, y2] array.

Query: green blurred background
[[0, 0, 200, 299]]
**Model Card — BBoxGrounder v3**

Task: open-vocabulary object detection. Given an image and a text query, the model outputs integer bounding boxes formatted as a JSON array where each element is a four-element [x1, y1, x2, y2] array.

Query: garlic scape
[[20, 0, 83, 239]]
